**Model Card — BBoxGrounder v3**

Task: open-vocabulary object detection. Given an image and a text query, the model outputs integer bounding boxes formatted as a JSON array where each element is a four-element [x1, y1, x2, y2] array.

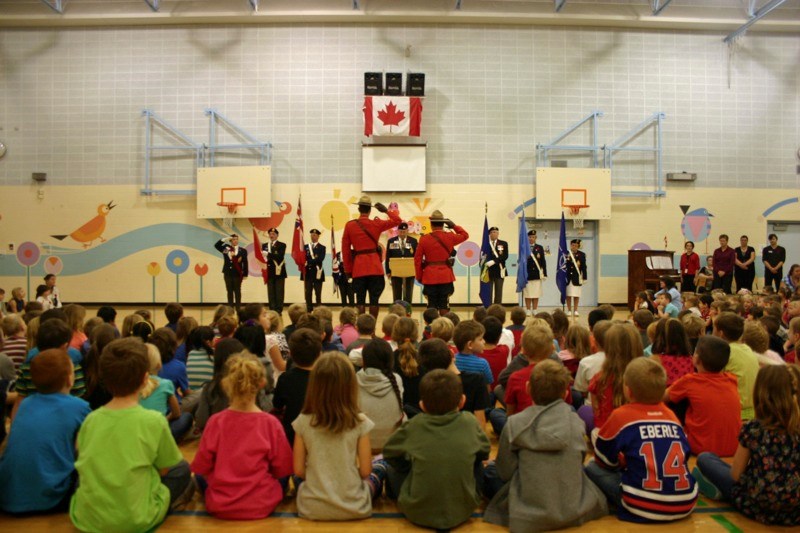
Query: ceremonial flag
[[516, 213, 531, 294], [556, 213, 569, 306], [292, 196, 306, 278], [252, 228, 268, 284], [479, 213, 493, 308], [363, 96, 423, 137], [331, 221, 340, 297]]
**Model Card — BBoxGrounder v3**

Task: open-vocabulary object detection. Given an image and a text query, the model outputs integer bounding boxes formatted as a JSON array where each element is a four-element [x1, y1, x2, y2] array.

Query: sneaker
[[573, 311, 580, 317], [692, 466, 722, 500]]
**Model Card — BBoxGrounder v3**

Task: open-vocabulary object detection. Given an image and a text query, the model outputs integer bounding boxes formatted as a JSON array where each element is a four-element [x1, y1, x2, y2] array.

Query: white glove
[[582, 278, 589, 286], [222, 236, 232, 244], [486, 260, 496, 267], [542, 277, 548, 281]]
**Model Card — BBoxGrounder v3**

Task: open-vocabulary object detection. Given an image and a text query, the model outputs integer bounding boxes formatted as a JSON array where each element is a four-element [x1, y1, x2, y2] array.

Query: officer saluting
[[385, 222, 418, 304], [304, 228, 326, 311], [215, 233, 248, 310], [415, 210, 469, 315]]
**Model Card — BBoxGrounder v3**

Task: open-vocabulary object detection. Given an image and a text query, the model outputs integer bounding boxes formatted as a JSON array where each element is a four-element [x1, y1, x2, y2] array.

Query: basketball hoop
[[565, 205, 589, 229], [217, 202, 241, 230]]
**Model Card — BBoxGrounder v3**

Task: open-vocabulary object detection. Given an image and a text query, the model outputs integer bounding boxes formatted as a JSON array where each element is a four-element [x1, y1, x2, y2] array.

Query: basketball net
[[218, 202, 240, 230], [565, 205, 588, 229]]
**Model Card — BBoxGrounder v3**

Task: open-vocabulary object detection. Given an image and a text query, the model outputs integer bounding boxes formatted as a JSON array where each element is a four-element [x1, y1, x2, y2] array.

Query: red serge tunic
[[341, 212, 401, 277], [414, 226, 469, 285]]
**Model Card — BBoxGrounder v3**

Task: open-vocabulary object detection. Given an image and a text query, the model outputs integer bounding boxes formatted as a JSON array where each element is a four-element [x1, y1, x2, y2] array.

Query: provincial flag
[[363, 96, 423, 137], [556, 213, 569, 305], [516, 212, 531, 294], [292, 196, 306, 278], [252, 228, 269, 284], [479, 214, 493, 308]]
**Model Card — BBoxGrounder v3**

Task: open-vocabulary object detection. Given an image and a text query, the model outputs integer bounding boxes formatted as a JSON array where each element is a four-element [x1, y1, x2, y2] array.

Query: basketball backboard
[[196, 165, 271, 219], [535, 167, 611, 220]]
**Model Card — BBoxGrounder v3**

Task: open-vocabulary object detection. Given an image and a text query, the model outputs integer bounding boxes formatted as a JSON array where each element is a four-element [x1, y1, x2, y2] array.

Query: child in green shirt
[[383, 369, 490, 530], [713, 312, 759, 420], [70, 338, 195, 533]]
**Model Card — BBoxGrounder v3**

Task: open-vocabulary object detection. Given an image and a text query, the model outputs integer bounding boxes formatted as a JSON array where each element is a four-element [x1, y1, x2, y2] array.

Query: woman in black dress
[[734, 235, 756, 292]]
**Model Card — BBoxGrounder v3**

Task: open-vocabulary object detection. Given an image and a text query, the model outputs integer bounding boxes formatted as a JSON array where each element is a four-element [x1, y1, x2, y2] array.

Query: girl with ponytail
[[357, 339, 406, 453], [391, 317, 423, 415]]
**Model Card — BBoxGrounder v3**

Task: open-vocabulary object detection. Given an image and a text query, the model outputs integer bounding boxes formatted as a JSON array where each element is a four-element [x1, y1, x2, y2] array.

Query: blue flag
[[516, 213, 531, 294], [556, 213, 569, 305], [479, 214, 493, 307]]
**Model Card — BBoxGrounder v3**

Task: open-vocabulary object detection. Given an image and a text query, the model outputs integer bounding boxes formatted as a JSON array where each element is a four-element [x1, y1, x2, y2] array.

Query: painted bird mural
[[51, 201, 116, 248], [249, 201, 292, 233], [680, 205, 713, 243]]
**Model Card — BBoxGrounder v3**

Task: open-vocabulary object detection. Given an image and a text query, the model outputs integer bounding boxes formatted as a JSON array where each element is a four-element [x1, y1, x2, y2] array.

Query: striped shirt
[[16, 355, 86, 399], [593, 402, 697, 523], [186, 349, 215, 390], [454, 353, 493, 386], [1, 336, 27, 370]]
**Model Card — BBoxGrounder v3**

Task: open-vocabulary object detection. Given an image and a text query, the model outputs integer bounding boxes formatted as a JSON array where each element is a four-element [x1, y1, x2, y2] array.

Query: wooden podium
[[627, 250, 679, 310], [389, 257, 415, 278]]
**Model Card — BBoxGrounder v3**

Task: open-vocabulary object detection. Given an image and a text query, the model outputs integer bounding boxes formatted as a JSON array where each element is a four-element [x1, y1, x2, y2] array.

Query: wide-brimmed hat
[[429, 210, 446, 222], [354, 195, 372, 207]]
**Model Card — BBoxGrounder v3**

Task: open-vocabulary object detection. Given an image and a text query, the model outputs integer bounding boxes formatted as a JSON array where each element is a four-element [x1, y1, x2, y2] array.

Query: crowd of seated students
[[0, 294, 799, 531]]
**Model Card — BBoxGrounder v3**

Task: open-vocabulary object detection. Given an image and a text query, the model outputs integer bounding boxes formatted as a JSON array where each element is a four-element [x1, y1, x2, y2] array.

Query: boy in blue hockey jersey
[[585, 357, 697, 523]]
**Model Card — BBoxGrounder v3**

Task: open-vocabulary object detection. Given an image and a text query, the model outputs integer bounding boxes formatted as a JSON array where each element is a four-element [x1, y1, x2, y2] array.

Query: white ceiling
[[0, 0, 798, 35]]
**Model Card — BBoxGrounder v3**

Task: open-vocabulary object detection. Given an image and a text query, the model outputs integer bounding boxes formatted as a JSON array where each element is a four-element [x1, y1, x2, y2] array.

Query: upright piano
[[627, 250, 680, 310]]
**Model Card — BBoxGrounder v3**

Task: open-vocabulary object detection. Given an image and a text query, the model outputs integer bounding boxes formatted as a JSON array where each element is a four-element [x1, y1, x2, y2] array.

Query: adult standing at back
[[565, 239, 587, 317], [415, 210, 469, 315], [485, 227, 509, 304], [734, 235, 756, 293], [762, 233, 785, 292], [262, 228, 287, 315], [712, 234, 736, 294], [679, 241, 700, 293], [523, 230, 547, 316], [342, 196, 401, 318], [303, 229, 326, 311], [214, 234, 248, 311], [385, 222, 418, 304]]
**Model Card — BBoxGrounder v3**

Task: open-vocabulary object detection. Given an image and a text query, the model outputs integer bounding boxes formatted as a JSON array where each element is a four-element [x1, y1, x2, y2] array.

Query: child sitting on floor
[[383, 369, 490, 530], [480, 316, 510, 388], [292, 352, 386, 520], [714, 312, 760, 420], [665, 335, 740, 456], [191, 353, 293, 520], [694, 365, 800, 526], [273, 328, 322, 445], [585, 357, 697, 523], [483, 360, 607, 531], [0, 349, 91, 514], [70, 338, 194, 532], [139, 343, 193, 442]]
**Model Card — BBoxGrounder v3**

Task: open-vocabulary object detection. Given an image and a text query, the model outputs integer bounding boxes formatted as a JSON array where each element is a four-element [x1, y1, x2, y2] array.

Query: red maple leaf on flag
[[377, 101, 405, 132]]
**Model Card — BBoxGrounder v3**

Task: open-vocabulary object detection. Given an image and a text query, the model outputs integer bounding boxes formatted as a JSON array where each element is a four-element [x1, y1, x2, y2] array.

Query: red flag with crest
[[292, 196, 306, 278]]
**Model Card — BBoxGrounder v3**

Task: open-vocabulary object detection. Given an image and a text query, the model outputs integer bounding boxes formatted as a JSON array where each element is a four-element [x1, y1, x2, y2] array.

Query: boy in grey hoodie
[[483, 360, 607, 532]]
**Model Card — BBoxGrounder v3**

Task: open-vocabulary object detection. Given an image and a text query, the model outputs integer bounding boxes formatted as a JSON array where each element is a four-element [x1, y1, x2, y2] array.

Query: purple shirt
[[713, 246, 736, 276]]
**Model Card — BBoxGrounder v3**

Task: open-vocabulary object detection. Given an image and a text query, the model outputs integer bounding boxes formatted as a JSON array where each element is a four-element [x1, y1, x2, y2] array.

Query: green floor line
[[711, 514, 743, 533]]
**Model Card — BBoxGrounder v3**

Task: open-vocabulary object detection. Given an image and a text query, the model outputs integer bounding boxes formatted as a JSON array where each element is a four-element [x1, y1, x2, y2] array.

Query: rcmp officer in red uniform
[[414, 210, 469, 314], [341, 195, 402, 317]]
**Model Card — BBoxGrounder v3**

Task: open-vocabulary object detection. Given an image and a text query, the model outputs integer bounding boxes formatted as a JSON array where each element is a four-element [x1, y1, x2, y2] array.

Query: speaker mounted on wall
[[406, 73, 425, 96], [364, 72, 383, 95], [385, 73, 403, 96]]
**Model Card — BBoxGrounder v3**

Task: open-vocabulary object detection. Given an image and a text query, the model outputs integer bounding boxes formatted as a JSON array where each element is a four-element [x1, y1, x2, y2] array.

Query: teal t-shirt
[[139, 376, 175, 416], [70, 405, 183, 533]]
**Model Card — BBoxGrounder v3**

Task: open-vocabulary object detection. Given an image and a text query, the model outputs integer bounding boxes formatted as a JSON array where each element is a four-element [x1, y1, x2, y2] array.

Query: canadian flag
[[363, 96, 423, 137]]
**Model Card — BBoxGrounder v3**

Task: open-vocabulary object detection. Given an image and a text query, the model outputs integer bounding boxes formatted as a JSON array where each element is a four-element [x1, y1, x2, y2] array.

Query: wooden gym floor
[[0, 306, 792, 531]]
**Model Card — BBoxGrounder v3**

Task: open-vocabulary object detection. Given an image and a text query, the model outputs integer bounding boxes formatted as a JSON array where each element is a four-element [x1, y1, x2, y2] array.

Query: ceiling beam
[[724, 0, 787, 42]]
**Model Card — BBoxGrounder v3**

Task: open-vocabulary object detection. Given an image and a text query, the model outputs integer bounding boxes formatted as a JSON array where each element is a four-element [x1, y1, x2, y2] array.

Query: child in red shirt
[[479, 316, 510, 388], [508, 307, 526, 357], [191, 354, 293, 519], [587, 323, 642, 430], [666, 336, 740, 456]]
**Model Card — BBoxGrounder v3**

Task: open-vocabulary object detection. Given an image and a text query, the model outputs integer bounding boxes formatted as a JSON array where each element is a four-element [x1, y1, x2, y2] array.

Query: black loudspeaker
[[385, 73, 403, 96], [364, 72, 382, 95], [406, 73, 425, 96]]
